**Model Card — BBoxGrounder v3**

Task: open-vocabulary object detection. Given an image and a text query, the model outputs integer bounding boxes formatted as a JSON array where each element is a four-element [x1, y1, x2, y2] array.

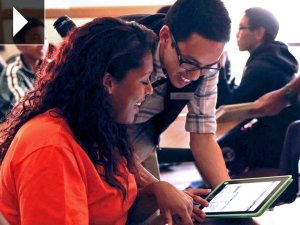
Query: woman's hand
[[142, 181, 210, 225], [142, 181, 193, 225]]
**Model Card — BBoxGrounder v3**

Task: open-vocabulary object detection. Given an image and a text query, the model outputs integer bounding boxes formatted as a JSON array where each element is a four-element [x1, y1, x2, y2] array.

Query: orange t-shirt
[[0, 111, 137, 225]]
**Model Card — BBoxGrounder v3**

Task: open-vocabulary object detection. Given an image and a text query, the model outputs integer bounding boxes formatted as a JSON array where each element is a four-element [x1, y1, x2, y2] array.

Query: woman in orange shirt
[[0, 17, 208, 225]]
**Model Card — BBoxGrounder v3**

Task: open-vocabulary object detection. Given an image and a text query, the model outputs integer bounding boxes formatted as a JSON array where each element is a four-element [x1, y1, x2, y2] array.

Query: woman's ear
[[102, 72, 113, 94]]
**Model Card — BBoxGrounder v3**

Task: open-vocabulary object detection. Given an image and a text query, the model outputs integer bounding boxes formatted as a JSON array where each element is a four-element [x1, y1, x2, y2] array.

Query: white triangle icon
[[13, 7, 28, 37]]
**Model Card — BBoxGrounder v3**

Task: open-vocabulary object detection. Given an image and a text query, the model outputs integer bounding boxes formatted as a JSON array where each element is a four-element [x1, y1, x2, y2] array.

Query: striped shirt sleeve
[[185, 72, 218, 134]]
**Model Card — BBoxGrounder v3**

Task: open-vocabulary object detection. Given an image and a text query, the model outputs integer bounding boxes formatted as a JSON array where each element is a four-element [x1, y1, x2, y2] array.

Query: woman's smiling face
[[107, 52, 153, 124]]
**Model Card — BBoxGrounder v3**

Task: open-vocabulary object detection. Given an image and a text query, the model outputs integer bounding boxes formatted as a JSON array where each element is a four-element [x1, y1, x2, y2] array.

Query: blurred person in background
[[217, 7, 300, 176], [157, 5, 171, 14], [0, 46, 6, 75], [0, 18, 48, 122]]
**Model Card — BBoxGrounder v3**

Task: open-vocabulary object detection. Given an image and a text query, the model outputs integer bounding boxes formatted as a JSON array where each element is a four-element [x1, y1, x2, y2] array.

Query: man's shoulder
[[244, 61, 275, 81], [0, 61, 4, 73], [247, 57, 287, 74], [2, 55, 23, 75], [120, 13, 165, 35], [4, 55, 35, 79]]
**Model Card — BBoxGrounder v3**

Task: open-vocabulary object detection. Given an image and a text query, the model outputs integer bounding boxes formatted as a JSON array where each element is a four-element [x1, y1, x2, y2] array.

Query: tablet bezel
[[200, 175, 292, 218]]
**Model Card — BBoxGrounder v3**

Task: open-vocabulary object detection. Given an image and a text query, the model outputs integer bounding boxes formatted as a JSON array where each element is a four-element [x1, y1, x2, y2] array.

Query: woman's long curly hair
[[0, 17, 157, 198]]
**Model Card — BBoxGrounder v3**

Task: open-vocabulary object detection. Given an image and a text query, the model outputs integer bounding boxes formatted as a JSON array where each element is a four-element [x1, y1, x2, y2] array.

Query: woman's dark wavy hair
[[0, 17, 157, 199]]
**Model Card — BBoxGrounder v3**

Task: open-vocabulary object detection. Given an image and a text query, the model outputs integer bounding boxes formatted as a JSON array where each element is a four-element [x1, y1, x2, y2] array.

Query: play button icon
[[0, 0, 45, 44], [13, 7, 28, 37]]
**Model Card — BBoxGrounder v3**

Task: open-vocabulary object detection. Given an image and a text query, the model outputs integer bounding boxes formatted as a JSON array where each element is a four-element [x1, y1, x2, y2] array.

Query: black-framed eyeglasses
[[171, 34, 220, 76], [238, 26, 253, 30]]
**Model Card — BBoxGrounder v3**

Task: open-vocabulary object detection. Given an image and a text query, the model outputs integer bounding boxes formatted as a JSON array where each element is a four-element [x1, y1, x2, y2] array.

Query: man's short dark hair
[[157, 5, 171, 14], [245, 7, 279, 43], [13, 18, 44, 44], [164, 0, 231, 43]]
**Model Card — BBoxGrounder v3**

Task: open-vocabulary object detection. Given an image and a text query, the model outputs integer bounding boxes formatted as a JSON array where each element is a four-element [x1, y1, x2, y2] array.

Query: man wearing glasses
[[126, 0, 231, 191], [217, 7, 300, 176]]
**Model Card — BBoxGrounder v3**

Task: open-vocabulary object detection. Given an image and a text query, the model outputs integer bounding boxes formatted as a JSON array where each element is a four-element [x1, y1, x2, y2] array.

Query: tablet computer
[[199, 175, 292, 218]]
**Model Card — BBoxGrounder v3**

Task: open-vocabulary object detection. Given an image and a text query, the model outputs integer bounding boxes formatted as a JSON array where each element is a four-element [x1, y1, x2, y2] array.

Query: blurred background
[[1, 0, 299, 85]]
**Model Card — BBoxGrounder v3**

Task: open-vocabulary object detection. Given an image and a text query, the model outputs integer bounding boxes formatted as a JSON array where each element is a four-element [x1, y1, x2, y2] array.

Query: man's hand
[[184, 188, 211, 223]]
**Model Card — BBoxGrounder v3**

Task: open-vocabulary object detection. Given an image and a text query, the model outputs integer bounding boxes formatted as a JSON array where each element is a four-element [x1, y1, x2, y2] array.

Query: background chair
[[234, 120, 300, 203], [277, 120, 300, 203], [158, 120, 300, 204]]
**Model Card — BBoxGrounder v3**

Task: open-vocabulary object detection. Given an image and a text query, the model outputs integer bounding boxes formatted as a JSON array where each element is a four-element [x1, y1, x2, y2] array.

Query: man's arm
[[190, 132, 230, 188], [286, 75, 300, 94], [253, 75, 300, 116], [134, 162, 159, 187]]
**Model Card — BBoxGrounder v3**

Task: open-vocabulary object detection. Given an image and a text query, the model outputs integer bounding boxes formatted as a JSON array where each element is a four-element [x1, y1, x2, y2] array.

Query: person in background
[[0, 17, 210, 225], [0, 46, 6, 75], [217, 7, 300, 175], [216, 50, 232, 108], [0, 18, 48, 122], [157, 5, 171, 14]]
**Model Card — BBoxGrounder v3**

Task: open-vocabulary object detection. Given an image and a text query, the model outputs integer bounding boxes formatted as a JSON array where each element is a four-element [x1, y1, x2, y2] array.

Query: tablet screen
[[203, 180, 279, 212], [200, 176, 292, 217]]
